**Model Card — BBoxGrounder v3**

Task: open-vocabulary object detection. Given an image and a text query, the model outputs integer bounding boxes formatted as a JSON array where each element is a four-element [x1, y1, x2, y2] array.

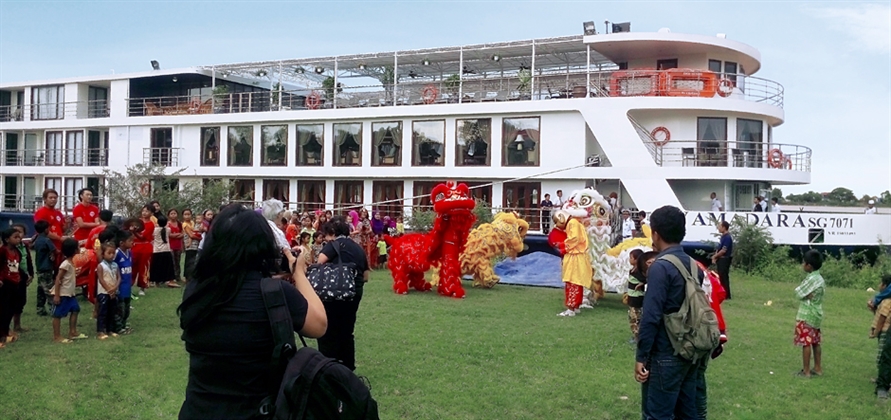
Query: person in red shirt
[[82, 209, 113, 306], [33, 189, 66, 263], [167, 208, 184, 283], [72, 188, 100, 247], [131, 204, 155, 296]]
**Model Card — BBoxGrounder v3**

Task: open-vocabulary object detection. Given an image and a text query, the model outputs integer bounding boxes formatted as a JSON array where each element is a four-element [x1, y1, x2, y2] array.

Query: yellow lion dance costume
[[452, 212, 529, 288]]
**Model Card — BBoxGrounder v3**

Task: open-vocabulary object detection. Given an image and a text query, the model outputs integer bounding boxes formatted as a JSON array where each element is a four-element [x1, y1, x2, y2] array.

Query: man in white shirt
[[770, 197, 781, 213], [760, 196, 769, 212], [554, 189, 565, 208], [621, 209, 635, 240], [710, 192, 723, 212], [866, 199, 878, 215]]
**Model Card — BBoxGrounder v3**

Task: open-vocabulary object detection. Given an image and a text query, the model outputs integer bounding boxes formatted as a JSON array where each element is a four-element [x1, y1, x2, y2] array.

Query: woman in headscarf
[[370, 211, 385, 236], [348, 209, 360, 230]]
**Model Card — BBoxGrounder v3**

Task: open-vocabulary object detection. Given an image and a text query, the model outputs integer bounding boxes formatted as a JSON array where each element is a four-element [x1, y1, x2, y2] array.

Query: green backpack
[[660, 254, 722, 363]]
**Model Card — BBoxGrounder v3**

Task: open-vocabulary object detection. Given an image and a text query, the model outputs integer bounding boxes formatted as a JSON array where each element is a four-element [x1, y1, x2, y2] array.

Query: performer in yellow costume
[[558, 216, 594, 317]]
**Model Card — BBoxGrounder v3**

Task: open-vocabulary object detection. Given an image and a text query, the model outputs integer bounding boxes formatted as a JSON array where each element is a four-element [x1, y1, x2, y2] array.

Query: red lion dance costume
[[387, 181, 476, 298]]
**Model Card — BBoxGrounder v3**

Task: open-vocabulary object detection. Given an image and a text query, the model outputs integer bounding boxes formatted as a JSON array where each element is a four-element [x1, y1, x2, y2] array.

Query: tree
[[826, 187, 856, 204], [881, 190, 891, 204], [785, 191, 822, 204], [99, 164, 231, 218], [770, 188, 783, 201]]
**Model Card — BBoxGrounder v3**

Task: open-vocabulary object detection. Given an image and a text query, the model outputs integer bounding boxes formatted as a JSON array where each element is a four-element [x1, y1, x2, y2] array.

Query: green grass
[[1, 271, 890, 419]]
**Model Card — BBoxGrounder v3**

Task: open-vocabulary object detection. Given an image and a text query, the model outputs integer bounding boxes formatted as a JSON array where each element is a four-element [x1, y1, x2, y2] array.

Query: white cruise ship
[[2, 27, 888, 247]]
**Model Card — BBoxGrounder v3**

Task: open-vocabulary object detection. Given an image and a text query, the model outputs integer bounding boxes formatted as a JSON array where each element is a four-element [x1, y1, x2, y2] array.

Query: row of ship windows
[[169, 117, 541, 168]]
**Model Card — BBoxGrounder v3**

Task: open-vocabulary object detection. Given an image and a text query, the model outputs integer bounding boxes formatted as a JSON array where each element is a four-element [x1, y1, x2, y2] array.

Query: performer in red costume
[[547, 210, 569, 256], [387, 181, 476, 298]]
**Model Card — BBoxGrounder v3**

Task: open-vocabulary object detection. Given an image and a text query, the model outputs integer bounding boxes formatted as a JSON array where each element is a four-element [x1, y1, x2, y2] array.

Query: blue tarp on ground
[[494, 252, 564, 288]]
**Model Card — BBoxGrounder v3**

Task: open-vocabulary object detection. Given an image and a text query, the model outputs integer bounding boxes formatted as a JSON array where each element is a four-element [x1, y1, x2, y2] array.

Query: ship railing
[[123, 70, 783, 117], [0, 148, 109, 167], [644, 140, 811, 172], [142, 147, 182, 167], [0, 100, 109, 122]]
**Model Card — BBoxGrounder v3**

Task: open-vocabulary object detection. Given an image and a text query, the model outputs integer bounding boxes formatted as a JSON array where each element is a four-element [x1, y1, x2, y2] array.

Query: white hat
[[868, 199, 875, 205]]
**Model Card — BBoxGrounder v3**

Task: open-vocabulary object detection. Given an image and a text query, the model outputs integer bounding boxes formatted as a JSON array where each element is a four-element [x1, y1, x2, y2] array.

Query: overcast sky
[[1, 1, 888, 197]]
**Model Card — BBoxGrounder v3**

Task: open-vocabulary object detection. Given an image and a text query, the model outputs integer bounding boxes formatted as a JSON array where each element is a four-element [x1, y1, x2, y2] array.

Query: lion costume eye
[[578, 195, 593, 207], [596, 206, 606, 216]]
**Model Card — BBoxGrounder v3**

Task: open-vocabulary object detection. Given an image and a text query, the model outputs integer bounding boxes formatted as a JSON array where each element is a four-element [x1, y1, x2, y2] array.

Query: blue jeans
[[696, 360, 708, 419], [641, 355, 699, 420]]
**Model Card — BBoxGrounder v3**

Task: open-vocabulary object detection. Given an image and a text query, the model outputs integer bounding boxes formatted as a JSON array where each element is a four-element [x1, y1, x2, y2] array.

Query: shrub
[[728, 217, 774, 273]]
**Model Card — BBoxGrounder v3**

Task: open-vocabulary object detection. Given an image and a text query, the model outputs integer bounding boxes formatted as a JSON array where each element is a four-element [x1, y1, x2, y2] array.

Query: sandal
[[97, 334, 109, 340], [69, 333, 88, 340], [810, 369, 823, 377], [6, 335, 18, 344], [54, 338, 73, 344], [795, 370, 811, 378], [166, 281, 181, 288]]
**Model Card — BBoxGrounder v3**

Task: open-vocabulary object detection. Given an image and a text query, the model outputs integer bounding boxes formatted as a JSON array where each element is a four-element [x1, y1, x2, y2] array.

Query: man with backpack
[[634, 205, 720, 420]]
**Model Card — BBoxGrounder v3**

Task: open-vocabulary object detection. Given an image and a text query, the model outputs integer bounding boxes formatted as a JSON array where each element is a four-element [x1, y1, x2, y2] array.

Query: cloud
[[808, 3, 891, 54]]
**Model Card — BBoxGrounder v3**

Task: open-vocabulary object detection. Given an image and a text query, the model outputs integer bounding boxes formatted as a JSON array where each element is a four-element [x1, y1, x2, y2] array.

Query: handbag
[[306, 238, 358, 301]]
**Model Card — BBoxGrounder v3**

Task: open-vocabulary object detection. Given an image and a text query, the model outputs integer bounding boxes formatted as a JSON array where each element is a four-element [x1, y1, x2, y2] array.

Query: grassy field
[[1, 270, 889, 419]]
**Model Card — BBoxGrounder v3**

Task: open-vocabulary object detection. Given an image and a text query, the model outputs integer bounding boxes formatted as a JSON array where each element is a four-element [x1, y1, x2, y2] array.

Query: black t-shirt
[[320, 237, 369, 292], [179, 272, 308, 419]]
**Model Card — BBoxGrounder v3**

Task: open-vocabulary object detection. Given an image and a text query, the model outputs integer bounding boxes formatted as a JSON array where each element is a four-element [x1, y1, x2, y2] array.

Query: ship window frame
[[260, 125, 288, 167], [200, 127, 221, 167], [297, 180, 326, 211], [232, 178, 256, 203], [263, 179, 290, 204], [372, 180, 404, 216], [227, 126, 254, 167], [502, 116, 541, 167], [333, 122, 363, 167], [696, 117, 727, 167], [456, 118, 491, 167], [371, 121, 403, 167], [412, 120, 445, 167], [296, 124, 324, 167], [334, 180, 363, 210]]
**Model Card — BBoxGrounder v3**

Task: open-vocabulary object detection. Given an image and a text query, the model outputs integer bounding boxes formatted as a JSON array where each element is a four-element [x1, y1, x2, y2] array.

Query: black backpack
[[260, 278, 380, 420]]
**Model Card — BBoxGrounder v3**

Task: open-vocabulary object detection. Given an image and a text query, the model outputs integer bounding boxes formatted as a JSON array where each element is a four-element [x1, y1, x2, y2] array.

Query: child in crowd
[[150, 216, 178, 288], [182, 209, 201, 282], [301, 216, 316, 236], [286, 213, 300, 246], [114, 231, 134, 335], [311, 231, 325, 263], [869, 274, 891, 399], [794, 250, 825, 378], [12, 224, 34, 334], [33, 220, 57, 316], [297, 232, 312, 258], [624, 249, 645, 343], [53, 238, 86, 343], [0, 227, 24, 347], [395, 216, 405, 236], [95, 241, 120, 340], [377, 237, 388, 269]]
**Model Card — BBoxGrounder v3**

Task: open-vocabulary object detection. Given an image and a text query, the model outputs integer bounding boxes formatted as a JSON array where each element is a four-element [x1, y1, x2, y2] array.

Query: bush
[[729, 217, 774, 273], [407, 199, 493, 233]]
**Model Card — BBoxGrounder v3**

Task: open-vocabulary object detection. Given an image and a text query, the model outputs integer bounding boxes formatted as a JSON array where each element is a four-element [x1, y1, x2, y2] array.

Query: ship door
[[4, 132, 18, 166], [4, 176, 18, 210], [503, 182, 542, 231]]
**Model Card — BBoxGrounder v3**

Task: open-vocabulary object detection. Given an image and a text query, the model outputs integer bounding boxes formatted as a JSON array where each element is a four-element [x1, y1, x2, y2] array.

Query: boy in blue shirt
[[114, 231, 134, 334], [32, 220, 57, 316]]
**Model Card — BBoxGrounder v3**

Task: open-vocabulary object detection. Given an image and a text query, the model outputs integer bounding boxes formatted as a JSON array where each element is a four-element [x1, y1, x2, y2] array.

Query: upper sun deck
[[0, 31, 781, 123]]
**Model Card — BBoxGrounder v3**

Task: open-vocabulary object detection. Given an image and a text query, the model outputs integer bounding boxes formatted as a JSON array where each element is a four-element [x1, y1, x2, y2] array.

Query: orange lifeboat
[[659, 69, 718, 97], [609, 69, 660, 97]]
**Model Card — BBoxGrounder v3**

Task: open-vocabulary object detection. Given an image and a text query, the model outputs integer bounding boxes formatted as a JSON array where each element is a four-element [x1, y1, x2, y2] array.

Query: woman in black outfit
[[178, 205, 326, 419], [317, 216, 370, 371]]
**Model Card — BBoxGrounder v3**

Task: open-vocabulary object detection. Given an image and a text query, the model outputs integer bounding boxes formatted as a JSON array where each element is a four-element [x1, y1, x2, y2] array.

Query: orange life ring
[[650, 126, 671, 146], [717, 78, 734, 97], [422, 85, 438, 104], [305, 91, 321, 110], [785, 157, 793, 170], [140, 183, 150, 196], [768, 148, 784, 168]]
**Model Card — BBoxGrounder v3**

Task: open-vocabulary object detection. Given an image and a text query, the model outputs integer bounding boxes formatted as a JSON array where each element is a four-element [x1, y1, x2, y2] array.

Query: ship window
[[735, 119, 763, 168], [65, 130, 84, 166], [31, 85, 64, 120], [64, 177, 83, 210], [88, 87, 108, 118], [297, 180, 325, 211], [263, 179, 289, 204], [334, 123, 362, 167], [232, 179, 255, 203], [334, 180, 363, 210], [45, 131, 64, 166], [708, 60, 722, 73], [372, 121, 402, 166], [261, 125, 288, 166], [456, 118, 491, 166], [502, 117, 540, 167], [296, 124, 324, 166], [724, 62, 738, 85], [696, 117, 727, 167], [412, 120, 445, 166], [228, 126, 253, 166], [617, 62, 628, 70], [373, 181, 404, 217], [200, 127, 220, 166], [656, 59, 678, 70]]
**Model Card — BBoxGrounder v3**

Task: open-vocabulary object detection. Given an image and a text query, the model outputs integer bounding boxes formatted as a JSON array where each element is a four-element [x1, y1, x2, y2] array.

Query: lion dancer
[[558, 211, 593, 317], [437, 209, 475, 298]]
